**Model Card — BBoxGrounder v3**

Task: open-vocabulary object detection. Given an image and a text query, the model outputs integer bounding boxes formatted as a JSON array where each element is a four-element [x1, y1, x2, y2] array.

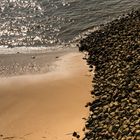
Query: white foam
[[0, 46, 47, 54], [0, 43, 76, 54]]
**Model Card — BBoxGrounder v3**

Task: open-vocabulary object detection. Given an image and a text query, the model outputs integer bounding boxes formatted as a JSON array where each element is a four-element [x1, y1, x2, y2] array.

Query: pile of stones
[[79, 9, 140, 140]]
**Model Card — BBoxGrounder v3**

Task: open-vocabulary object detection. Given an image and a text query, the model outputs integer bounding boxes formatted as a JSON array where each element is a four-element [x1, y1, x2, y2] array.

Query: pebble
[[31, 56, 36, 59]]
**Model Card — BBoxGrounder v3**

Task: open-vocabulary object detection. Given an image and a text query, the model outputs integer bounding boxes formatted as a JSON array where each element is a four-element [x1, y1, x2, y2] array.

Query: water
[[0, 0, 140, 51]]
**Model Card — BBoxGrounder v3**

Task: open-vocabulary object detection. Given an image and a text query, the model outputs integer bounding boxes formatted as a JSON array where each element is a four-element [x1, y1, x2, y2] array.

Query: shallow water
[[0, 0, 140, 50]]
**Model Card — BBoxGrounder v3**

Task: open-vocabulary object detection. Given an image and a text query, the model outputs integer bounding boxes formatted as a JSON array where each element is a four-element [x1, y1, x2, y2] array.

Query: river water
[[0, 0, 140, 51]]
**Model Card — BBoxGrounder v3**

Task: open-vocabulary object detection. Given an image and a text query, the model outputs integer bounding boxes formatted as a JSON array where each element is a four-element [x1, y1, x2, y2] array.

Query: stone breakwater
[[79, 9, 140, 140]]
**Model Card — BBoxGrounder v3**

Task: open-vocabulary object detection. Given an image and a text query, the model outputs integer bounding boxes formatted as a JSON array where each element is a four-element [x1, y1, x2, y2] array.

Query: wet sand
[[0, 51, 92, 140], [0, 48, 78, 77]]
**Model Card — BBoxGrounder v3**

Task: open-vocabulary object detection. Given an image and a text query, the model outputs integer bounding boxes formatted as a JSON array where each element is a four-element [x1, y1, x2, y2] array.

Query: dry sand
[[0, 51, 92, 140]]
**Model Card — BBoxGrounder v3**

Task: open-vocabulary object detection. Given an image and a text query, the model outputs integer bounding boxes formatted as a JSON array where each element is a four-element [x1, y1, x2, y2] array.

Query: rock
[[31, 56, 36, 59], [112, 124, 119, 133], [76, 135, 80, 138], [135, 90, 140, 93], [79, 8, 140, 140], [72, 132, 77, 137]]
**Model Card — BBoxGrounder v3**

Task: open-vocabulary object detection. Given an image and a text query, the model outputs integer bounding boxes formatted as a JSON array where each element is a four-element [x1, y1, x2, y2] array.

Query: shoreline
[[0, 47, 78, 78], [0, 50, 92, 140]]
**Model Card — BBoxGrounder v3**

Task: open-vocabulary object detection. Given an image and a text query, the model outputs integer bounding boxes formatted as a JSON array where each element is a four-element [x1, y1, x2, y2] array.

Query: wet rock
[[31, 56, 36, 59]]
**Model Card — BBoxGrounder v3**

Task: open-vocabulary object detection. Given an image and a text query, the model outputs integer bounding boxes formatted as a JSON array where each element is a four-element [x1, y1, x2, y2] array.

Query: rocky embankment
[[79, 9, 140, 140]]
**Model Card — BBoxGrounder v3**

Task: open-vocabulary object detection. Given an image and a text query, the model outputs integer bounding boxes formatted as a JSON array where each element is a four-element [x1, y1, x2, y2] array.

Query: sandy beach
[[0, 49, 92, 140]]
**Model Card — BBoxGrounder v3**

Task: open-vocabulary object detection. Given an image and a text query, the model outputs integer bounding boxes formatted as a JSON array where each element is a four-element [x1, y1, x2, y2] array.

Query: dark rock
[[73, 132, 77, 137], [79, 8, 140, 140], [125, 55, 133, 62], [31, 56, 36, 59]]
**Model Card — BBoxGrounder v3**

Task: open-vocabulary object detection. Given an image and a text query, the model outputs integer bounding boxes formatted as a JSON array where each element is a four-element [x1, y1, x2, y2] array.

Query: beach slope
[[0, 52, 92, 140]]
